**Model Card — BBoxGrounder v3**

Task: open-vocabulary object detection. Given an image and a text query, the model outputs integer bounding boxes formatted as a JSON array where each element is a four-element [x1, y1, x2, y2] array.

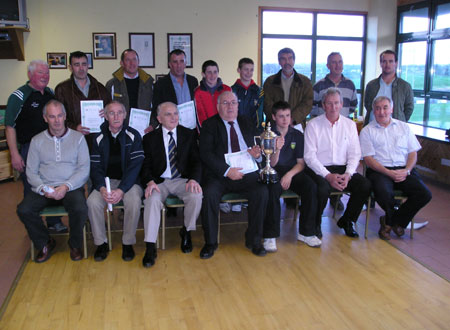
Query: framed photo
[[129, 33, 155, 68], [155, 74, 165, 81], [47, 52, 67, 69], [93, 33, 116, 59], [167, 33, 193, 68], [85, 52, 93, 69]]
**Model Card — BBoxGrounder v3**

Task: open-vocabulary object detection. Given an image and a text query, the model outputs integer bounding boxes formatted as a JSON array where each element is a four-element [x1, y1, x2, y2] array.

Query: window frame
[[396, 0, 450, 129], [258, 7, 368, 115]]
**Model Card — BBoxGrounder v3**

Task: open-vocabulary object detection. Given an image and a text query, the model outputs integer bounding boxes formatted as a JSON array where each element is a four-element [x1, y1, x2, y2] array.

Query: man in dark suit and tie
[[199, 91, 269, 259], [151, 49, 198, 128], [141, 102, 203, 268]]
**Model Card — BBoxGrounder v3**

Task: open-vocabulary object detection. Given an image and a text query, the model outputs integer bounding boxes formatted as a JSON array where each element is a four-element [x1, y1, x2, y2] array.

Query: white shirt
[[304, 114, 361, 178], [161, 126, 177, 179], [359, 118, 421, 167]]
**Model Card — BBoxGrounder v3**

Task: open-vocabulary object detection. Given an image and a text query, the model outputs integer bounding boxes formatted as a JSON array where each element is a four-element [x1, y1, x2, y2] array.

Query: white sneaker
[[407, 221, 428, 230], [263, 238, 277, 252], [297, 234, 322, 247], [219, 203, 231, 213]]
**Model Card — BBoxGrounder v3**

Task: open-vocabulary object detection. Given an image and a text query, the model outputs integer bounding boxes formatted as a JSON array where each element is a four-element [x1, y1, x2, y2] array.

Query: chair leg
[[410, 218, 414, 239], [293, 198, 299, 221], [106, 210, 112, 251], [83, 225, 87, 259], [218, 212, 221, 244], [30, 241, 35, 261], [162, 207, 166, 250], [365, 196, 371, 239]]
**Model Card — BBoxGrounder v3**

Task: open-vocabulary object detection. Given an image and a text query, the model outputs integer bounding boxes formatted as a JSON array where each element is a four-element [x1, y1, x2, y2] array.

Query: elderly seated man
[[360, 96, 432, 240], [87, 101, 144, 262], [17, 100, 90, 262]]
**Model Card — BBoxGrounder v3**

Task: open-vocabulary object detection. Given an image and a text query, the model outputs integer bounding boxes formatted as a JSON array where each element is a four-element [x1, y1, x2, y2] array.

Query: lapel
[[216, 116, 228, 152], [155, 127, 167, 167], [167, 74, 178, 102], [237, 116, 253, 147]]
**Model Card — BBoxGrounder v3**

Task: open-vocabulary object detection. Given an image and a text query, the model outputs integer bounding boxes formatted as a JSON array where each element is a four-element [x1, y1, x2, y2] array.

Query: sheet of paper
[[129, 108, 151, 137], [224, 150, 258, 174], [177, 101, 196, 129], [80, 100, 104, 133]]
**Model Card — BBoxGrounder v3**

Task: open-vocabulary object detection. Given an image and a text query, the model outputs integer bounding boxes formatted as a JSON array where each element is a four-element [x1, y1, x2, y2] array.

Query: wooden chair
[[30, 205, 87, 261]]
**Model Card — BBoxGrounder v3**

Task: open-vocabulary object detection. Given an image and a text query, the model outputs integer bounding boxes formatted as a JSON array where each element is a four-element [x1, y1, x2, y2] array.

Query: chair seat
[[165, 195, 184, 208], [39, 205, 68, 217], [281, 190, 300, 199], [221, 193, 248, 203]]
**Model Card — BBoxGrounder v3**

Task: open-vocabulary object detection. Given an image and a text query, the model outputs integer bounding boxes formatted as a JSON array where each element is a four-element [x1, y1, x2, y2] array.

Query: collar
[[124, 71, 139, 79], [162, 126, 177, 137], [47, 127, 69, 138], [235, 79, 255, 90]]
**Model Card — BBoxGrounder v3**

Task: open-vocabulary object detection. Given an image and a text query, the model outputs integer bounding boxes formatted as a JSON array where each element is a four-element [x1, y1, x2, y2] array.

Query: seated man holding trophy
[[198, 91, 271, 259], [263, 101, 323, 252]]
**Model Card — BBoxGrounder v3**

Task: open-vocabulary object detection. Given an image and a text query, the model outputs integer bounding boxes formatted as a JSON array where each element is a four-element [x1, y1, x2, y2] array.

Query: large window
[[259, 8, 367, 114], [397, 0, 450, 130]]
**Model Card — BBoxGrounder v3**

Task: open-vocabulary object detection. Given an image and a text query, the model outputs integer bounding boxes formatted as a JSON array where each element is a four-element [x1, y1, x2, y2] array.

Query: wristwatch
[[407, 169, 411, 175]]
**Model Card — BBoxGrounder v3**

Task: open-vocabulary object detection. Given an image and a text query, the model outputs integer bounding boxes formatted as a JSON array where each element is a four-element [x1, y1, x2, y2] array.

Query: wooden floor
[[1, 217, 450, 329]]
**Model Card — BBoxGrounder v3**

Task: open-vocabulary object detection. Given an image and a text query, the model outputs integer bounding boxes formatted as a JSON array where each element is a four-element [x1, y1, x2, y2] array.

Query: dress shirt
[[170, 73, 191, 104], [74, 76, 90, 98], [369, 77, 393, 122], [123, 72, 139, 79], [160, 126, 178, 179], [304, 114, 361, 178], [359, 118, 421, 167]]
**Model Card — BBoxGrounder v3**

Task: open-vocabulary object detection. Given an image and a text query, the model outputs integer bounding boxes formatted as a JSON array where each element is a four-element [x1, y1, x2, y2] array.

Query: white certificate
[[129, 108, 151, 137], [81, 100, 104, 133], [224, 150, 258, 174], [177, 101, 196, 129]]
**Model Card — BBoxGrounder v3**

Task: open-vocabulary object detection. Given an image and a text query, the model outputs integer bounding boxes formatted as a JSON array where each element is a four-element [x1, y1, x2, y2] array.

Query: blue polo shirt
[[273, 126, 304, 176]]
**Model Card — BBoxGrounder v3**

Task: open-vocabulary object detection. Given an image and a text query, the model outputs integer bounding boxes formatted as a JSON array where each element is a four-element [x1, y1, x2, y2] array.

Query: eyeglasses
[[219, 101, 238, 106]]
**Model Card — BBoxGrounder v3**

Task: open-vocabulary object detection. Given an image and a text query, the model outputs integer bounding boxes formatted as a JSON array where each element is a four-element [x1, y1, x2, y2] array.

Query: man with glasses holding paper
[[199, 91, 271, 259], [87, 101, 144, 262]]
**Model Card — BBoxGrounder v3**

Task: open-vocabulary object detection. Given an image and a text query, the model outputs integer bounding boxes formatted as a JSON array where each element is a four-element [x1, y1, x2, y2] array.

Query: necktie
[[168, 131, 181, 179], [228, 121, 240, 153]]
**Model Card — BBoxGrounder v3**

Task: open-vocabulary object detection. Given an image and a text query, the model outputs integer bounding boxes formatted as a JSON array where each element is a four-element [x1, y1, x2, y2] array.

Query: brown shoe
[[392, 225, 405, 237], [69, 246, 83, 261], [36, 238, 56, 263], [378, 216, 391, 240]]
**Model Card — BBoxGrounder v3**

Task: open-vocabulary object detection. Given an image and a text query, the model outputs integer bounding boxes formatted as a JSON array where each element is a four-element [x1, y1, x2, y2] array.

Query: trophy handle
[[254, 136, 261, 146]]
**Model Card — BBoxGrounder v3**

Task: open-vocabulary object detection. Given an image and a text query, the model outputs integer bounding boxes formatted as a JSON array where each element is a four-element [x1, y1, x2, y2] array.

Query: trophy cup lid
[[262, 122, 278, 139]]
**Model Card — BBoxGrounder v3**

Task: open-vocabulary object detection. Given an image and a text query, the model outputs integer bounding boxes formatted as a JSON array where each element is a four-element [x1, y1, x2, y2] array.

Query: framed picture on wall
[[47, 52, 67, 69], [129, 33, 155, 68], [167, 33, 193, 68], [85, 52, 93, 69], [93, 32, 116, 59]]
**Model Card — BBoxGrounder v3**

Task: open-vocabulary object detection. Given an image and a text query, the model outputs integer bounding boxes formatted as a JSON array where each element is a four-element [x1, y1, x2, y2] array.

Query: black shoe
[[337, 218, 359, 238], [245, 242, 267, 257], [94, 242, 109, 262], [142, 243, 157, 268], [200, 243, 217, 259], [35, 238, 56, 263], [179, 227, 193, 253], [122, 244, 135, 261]]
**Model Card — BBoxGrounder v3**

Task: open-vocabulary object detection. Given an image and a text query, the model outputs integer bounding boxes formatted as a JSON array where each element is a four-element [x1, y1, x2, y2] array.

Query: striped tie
[[168, 131, 181, 179]]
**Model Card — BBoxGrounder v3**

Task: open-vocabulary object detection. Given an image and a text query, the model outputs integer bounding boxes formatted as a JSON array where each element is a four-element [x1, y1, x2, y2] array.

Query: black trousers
[[305, 166, 371, 224], [265, 171, 322, 238], [17, 187, 88, 250], [201, 172, 268, 246], [367, 168, 432, 227]]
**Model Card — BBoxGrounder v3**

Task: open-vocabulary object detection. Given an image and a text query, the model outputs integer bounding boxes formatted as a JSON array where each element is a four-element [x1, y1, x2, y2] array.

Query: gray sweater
[[26, 128, 90, 194]]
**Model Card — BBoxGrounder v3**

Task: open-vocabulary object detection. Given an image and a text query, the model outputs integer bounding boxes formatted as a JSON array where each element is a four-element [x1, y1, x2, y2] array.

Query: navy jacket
[[90, 121, 144, 193]]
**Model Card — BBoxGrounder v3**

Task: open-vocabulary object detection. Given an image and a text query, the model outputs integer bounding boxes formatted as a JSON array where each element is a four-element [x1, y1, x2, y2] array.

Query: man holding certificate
[[152, 49, 198, 127], [141, 102, 203, 268], [199, 91, 270, 259], [87, 101, 144, 262]]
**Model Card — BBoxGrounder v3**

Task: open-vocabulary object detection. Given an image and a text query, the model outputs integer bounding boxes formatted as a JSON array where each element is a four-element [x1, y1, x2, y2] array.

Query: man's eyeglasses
[[219, 101, 239, 106]]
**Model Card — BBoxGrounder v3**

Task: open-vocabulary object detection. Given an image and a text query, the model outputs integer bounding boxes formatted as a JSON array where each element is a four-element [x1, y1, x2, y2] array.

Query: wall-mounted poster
[[167, 33, 193, 68]]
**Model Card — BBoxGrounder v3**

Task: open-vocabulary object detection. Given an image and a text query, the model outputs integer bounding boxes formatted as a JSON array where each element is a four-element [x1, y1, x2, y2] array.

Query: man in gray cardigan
[[17, 100, 90, 263]]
